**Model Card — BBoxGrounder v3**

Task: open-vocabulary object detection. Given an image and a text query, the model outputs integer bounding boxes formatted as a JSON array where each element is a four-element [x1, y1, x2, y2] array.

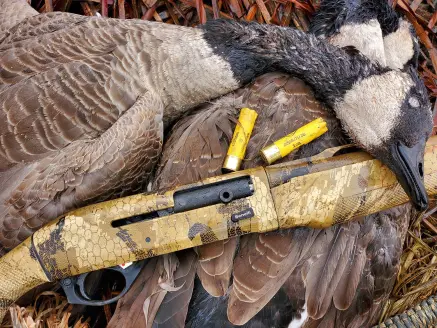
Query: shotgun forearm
[[269, 137, 437, 229]]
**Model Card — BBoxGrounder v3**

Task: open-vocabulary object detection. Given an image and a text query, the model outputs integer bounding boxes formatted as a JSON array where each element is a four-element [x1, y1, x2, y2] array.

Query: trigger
[[60, 260, 145, 306]]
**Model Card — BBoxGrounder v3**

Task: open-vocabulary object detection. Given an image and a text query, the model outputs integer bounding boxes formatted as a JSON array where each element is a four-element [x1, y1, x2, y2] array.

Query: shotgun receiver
[[1, 136, 437, 321]]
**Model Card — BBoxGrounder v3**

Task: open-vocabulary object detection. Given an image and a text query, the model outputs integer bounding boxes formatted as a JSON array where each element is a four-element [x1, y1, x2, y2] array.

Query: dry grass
[[3, 292, 89, 328], [378, 200, 437, 322], [17, 0, 437, 325]]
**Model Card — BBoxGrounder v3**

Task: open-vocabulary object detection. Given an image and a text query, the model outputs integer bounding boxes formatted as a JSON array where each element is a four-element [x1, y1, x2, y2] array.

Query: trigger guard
[[61, 261, 144, 306]]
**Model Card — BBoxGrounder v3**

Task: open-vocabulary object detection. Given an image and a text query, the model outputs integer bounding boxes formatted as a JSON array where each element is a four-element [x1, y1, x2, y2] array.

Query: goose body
[[0, 4, 242, 251]]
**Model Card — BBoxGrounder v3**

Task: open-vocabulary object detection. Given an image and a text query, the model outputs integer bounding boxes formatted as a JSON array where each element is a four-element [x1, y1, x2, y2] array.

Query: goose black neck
[[202, 20, 382, 107]]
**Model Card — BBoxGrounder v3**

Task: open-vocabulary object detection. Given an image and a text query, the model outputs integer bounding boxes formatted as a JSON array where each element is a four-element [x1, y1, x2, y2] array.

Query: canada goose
[[0, 0, 432, 254]]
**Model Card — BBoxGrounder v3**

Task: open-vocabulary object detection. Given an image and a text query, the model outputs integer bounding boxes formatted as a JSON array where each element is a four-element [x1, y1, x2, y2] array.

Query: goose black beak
[[390, 138, 428, 211]]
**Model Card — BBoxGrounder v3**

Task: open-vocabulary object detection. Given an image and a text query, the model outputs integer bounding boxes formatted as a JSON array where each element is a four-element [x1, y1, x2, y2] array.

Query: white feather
[[288, 304, 308, 328], [329, 19, 386, 66], [334, 71, 413, 148], [384, 19, 415, 70]]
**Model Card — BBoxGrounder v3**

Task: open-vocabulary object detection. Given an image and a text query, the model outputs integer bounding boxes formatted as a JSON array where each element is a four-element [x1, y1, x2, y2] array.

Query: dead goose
[[0, 0, 433, 254]]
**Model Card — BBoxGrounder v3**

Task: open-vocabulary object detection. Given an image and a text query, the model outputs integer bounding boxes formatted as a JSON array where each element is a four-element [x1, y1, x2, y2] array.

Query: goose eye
[[408, 97, 420, 108]]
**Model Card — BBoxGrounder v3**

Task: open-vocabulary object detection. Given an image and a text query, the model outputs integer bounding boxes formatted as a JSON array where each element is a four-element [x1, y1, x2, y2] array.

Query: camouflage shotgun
[[1, 136, 437, 322]]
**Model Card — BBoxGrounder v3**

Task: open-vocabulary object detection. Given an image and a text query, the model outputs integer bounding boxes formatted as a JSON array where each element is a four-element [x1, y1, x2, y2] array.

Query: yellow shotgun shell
[[261, 117, 328, 164], [223, 108, 258, 171]]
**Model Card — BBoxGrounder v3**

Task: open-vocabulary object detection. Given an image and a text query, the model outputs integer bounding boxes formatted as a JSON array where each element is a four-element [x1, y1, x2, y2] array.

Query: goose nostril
[[418, 162, 424, 178]]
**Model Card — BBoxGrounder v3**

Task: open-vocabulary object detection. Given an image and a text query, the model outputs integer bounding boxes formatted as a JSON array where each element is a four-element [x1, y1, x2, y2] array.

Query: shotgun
[[1, 136, 437, 322]]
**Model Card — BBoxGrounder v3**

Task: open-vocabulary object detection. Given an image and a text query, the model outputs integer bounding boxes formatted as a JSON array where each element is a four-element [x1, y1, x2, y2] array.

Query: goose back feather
[[0, 0, 37, 38]]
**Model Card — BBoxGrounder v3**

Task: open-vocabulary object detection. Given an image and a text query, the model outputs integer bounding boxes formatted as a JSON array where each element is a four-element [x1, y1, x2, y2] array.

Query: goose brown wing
[[0, 12, 157, 171], [294, 205, 410, 328], [0, 91, 164, 252]]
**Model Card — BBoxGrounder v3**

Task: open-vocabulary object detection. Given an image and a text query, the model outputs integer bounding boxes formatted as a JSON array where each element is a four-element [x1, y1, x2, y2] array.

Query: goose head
[[334, 66, 433, 211], [308, 0, 429, 209], [309, 0, 419, 69], [281, 21, 432, 211]]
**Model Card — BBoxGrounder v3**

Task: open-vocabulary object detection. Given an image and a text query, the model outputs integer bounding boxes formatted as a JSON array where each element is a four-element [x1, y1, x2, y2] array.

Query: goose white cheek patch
[[334, 71, 414, 148], [384, 19, 415, 70], [329, 19, 386, 66]]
